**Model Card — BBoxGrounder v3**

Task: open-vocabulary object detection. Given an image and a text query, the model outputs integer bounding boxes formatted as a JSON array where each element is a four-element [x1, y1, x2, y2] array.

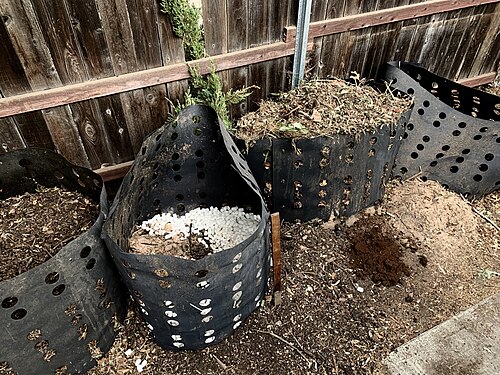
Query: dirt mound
[[382, 179, 478, 277], [348, 218, 411, 286]]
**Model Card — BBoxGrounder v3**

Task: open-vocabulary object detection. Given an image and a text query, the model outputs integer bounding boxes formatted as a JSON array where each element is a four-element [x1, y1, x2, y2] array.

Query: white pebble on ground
[[140, 206, 260, 253]]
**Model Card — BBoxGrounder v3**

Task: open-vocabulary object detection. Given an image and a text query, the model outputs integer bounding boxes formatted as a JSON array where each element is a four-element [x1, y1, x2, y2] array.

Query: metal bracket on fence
[[291, 0, 313, 89]]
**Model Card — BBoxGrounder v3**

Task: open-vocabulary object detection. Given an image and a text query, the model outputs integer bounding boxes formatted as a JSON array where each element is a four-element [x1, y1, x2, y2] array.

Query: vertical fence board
[[66, 0, 136, 165], [456, 4, 495, 80], [0, 117, 25, 154], [1, 0, 90, 165], [0, 0, 60, 89], [41, 106, 91, 168], [247, 0, 270, 111], [95, 0, 145, 156], [469, 3, 500, 77], [156, 2, 187, 109], [0, 18, 54, 150], [267, 1, 290, 93], [126, 0, 168, 135], [64, 0, 114, 79], [226, 0, 249, 118]]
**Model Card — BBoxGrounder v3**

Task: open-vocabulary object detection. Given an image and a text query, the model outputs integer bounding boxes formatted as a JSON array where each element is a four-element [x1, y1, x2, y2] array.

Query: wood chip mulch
[[0, 186, 99, 282]]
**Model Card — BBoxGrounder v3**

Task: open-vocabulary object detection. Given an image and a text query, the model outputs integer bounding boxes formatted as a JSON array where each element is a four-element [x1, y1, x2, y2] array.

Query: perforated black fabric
[[381, 62, 500, 197], [102, 105, 270, 350], [243, 112, 410, 221], [0, 149, 126, 375]]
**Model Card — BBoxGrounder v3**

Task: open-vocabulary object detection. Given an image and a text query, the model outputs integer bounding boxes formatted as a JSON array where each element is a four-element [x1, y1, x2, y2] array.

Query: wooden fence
[[0, 0, 499, 180]]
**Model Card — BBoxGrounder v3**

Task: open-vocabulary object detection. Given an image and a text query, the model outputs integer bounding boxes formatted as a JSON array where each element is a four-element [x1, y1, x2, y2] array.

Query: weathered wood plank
[[156, 0, 186, 107], [0, 16, 54, 150], [469, 3, 500, 77], [95, 161, 133, 181], [40, 106, 91, 168], [1, 0, 89, 165], [12, 112, 55, 150], [0, 117, 25, 154], [365, 0, 405, 78], [64, 0, 114, 78], [126, 0, 163, 69], [418, 10, 461, 75], [30, 0, 87, 84], [309, 0, 332, 78], [246, 0, 271, 110], [456, 4, 495, 79], [126, 0, 167, 147], [95, 0, 147, 156], [67, 0, 137, 165], [94, 0, 138, 74], [267, 0, 290, 93], [284, 0, 500, 42], [31, 0, 126, 168], [89, 95, 133, 164], [0, 41, 298, 118], [203, 0, 227, 56], [226, 0, 249, 118], [319, 1, 361, 79], [0, 0, 60, 89]]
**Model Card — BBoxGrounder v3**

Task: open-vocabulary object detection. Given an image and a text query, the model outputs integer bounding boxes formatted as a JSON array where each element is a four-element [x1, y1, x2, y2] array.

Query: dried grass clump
[[236, 76, 412, 142]]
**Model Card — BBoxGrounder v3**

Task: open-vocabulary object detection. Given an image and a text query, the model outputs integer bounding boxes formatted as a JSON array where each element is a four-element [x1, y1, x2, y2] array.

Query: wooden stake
[[271, 212, 282, 292]]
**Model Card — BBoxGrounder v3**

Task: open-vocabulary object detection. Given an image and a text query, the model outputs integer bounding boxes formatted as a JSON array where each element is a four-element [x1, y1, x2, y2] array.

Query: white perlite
[[140, 206, 260, 253]]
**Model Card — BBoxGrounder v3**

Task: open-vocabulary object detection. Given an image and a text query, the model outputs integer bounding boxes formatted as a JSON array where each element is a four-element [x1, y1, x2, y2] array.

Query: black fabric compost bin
[[102, 105, 270, 350], [381, 61, 500, 197], [241, 110, 411, 222], [0, 149, 126, 375]]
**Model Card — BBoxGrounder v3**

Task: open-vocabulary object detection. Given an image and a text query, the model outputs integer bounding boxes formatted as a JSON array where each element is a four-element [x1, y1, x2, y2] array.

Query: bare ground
[[0, 186, 99, 282], [88, 180, 500, 375]]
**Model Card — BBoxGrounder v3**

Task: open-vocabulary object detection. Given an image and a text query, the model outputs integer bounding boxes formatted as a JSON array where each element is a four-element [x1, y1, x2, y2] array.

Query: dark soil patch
[[348, 218, 411, 286], [236, 78, 412, 142], [0, 186, 99, 282]]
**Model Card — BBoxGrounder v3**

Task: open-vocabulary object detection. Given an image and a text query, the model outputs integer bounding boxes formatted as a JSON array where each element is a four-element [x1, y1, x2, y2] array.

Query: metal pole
[[291, 0, 313, 88]]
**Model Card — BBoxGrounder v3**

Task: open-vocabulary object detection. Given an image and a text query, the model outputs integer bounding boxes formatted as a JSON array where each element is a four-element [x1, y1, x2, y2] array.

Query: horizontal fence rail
[[284, 0, 500, 42]]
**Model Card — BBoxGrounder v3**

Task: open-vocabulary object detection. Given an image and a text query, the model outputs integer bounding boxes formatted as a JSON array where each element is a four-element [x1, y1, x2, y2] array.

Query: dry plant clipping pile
[[0, 186, 99, 281], [236, 77, 412, 142]]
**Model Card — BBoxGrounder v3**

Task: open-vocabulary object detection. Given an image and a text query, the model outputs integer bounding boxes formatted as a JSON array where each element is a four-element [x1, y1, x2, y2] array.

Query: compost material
[[0, 186, 98, 282], [236, 78, 411, 142], [89, 180, 499, 374], [129, 206, 261, 259]]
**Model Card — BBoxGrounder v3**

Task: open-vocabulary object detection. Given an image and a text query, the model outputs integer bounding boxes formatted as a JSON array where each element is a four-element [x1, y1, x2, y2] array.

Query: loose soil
[[129, 228, 211, 260], [88, 180, 499, 375], [235, 78, 412, 142], [0, 186, 99, 282]]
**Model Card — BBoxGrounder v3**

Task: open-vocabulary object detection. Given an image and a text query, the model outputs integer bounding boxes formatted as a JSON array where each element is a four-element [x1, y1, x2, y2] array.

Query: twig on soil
[[460, 194, 499, 231], [406, 169, 423, 181], [255, 330, 312, 363], [471, 206, 499, 231], [212, 354, 229, 370]]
